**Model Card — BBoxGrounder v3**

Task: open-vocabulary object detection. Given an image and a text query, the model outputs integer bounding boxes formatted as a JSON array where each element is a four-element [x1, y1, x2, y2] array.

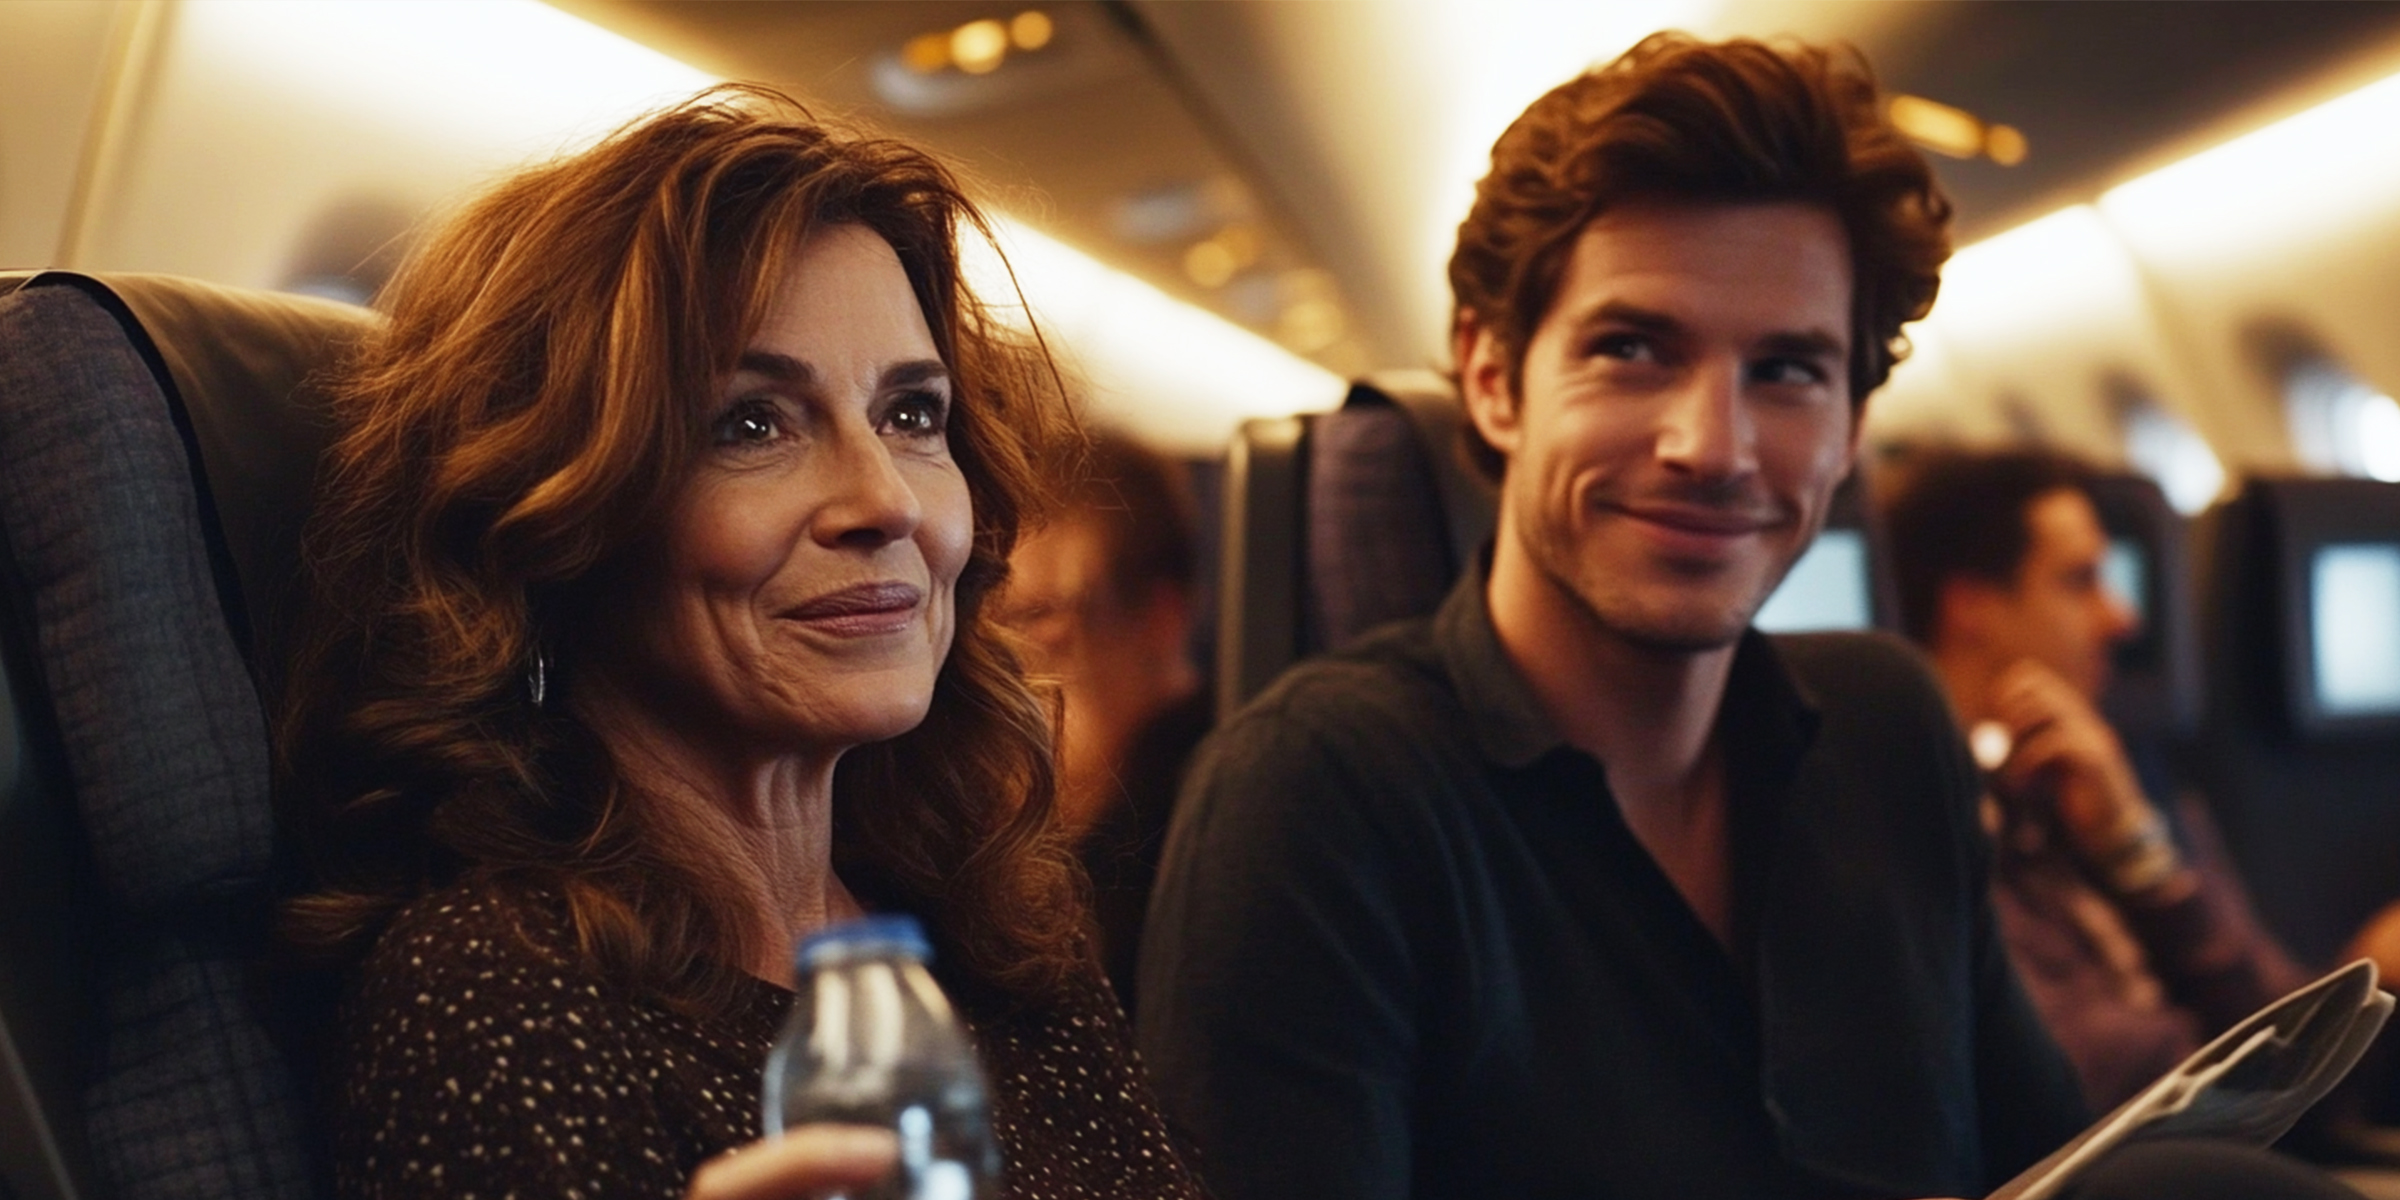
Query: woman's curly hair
[[278, 85, 1086, 1015]]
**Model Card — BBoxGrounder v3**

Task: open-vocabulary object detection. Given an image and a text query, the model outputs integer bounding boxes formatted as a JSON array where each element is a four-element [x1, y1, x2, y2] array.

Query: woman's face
[[601, 224, 972, 760]]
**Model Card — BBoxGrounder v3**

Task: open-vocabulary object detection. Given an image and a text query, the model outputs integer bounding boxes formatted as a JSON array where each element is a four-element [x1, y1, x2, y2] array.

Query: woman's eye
[[885, 390, 949, 438], [712, 401, 784, 446]]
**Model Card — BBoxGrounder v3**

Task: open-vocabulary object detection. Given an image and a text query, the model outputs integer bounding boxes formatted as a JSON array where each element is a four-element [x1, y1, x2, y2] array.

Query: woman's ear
[[1455, 312, 1523, 462]]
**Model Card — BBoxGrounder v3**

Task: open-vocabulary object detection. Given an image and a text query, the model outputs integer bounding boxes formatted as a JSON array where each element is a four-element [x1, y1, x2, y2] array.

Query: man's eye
[[1750, 357, 1828, 387], [1589, 333, 1655, 363]]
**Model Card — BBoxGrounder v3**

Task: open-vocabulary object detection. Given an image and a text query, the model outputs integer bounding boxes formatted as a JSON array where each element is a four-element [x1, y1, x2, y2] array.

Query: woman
[[277, 86, 1203, 1200]]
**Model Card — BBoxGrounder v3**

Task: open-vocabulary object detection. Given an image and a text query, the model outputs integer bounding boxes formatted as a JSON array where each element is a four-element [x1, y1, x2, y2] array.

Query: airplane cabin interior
[[6, 3, 2400, 1199]]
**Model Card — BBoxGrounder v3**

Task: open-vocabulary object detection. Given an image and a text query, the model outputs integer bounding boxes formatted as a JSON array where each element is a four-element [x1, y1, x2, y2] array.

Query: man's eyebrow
[[1571, 302, 1847, 361], [1578, 300, 1687, 336], [1758, 329, 1847, 360], [734, 351, 815, 385]]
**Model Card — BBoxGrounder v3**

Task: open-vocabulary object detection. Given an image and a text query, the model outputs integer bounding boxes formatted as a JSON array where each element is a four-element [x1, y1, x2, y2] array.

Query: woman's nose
[[814, 431, 922, 548]]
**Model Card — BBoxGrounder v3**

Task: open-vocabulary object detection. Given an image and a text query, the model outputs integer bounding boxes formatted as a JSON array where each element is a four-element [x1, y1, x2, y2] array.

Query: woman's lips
[[784, 582, 923, 636]]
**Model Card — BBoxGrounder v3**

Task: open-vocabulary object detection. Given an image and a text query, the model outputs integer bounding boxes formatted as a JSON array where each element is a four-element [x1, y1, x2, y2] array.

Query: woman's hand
[[687, 1126, 899, 1200]]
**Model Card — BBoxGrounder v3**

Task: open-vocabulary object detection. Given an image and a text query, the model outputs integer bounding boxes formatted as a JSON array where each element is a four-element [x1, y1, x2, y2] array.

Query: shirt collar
[[1432, 556, 1823, 780]]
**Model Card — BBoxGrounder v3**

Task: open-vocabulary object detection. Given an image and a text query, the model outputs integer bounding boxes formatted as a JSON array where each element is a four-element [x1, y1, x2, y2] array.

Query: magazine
[[1988, 959, 2393, 1200]]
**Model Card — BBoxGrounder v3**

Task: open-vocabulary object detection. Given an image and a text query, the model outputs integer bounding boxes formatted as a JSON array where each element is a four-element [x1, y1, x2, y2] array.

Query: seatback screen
[[1756, 529, 1872, 633], [2311, 541, 2400, 716], [2104, 537, 2148, 632]]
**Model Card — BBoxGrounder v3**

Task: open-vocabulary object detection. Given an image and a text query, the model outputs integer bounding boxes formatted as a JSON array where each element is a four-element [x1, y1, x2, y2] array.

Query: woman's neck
[[567, 673, 863, 983]]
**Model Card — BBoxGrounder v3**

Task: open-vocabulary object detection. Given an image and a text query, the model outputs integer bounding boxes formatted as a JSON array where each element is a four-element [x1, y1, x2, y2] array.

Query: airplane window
[[2284, 358, 2400, 483], [1754, 529, 1872, 634], [2117, 398, 2226, 514], [2311, 542, 2400, 716]]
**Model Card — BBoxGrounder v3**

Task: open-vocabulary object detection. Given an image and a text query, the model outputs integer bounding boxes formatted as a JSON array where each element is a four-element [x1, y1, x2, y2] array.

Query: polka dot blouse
[[332, 880, 1207, 1200]]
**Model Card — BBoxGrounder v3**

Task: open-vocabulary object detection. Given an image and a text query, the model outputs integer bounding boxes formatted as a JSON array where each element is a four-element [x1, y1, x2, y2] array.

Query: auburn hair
[[277, 85, 1085, 1014], [1448, 32, 1953, 479]]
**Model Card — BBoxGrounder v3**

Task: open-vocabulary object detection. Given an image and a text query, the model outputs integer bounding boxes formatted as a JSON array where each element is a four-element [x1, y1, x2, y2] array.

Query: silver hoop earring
[[527, 648, 551, 710]]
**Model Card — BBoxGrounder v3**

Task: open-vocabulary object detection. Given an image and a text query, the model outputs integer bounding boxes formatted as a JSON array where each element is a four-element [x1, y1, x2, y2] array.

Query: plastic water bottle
[[761, 915, 998, 1200]]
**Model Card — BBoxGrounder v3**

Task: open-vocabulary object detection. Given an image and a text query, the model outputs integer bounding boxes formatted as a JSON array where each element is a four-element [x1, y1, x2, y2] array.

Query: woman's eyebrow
[[734, 350, 815, 385], [883, 359, 950, 388]]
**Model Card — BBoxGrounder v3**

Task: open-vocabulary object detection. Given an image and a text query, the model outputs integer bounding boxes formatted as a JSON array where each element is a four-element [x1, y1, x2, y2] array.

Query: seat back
[[2188, 475, 2400, 964], [1214, 371, 1496, 720], [0, 272, 373, 1200]]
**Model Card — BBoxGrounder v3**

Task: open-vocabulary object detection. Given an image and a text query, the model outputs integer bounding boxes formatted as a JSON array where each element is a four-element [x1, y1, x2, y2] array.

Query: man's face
[[1986, 489, 2141, 698], [1462, 201, 1860, 653]]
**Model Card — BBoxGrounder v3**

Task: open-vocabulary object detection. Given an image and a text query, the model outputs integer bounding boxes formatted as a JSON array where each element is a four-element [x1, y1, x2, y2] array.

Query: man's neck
[[1483, 528, 1735, 814], [1485, 527, 1741, 946]]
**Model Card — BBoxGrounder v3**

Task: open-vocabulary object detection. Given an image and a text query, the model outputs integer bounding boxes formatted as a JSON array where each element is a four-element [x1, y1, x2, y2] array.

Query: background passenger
[[1879, 447, 2310, 1111], [276, 86, 1202, 1200], [993, 428, 1207, 1014]]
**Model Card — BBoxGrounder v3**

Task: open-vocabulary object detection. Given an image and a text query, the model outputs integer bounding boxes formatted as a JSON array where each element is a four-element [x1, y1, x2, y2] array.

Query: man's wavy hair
[[1449, 32, 1953, 479], [278, 85, 1085, 1015]]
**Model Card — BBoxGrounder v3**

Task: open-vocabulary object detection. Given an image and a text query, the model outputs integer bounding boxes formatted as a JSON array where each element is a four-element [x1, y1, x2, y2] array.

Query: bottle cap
[[795, 914, 933, 970]]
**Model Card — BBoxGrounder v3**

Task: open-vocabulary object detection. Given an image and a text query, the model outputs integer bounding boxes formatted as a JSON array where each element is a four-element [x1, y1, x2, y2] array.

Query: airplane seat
[[0, 271, 375, 1200], [2186, 476, 2400, 968], [1214, 369, 1495, 720]]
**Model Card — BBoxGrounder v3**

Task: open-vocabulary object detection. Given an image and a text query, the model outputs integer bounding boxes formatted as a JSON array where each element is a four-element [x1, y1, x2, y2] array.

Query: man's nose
[[814, 430, 922, 548], [1654, 360, 1757, 479]]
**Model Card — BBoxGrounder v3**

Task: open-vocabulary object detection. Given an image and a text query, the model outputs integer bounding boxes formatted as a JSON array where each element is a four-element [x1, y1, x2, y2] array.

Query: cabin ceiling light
[[1011, 11, 1055, 52], [1888, 94, 2026, 166], [2099, 64, 2400, 266], [951, 20, 1009, 75], [901, 11, 1056, 77]]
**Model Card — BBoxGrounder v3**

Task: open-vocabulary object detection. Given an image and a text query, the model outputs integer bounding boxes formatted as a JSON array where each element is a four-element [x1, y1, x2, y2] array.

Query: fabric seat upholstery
[[0, 272, 374, 1200]]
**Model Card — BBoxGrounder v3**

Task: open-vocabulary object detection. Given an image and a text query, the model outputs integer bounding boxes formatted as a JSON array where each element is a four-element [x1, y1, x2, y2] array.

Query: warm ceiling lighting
[[950, 18, 1009, 75], [1011, 10, 1054, 52], [1888, 94, 1984, 159], [1184, 239, 1238, 288], [1278, 298, 1346, 354], [1887, 95, 2026, 166], [1984, 123, 2028, 166], [901, 31, 950, 75]]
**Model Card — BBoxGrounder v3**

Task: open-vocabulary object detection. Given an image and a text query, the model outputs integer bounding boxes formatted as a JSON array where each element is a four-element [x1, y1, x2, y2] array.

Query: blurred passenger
[[277, 86, 1202, 1200], [1137, 33, 2092, 1200], [1881, 448, 2310, 1112], [994, 429, 1207, 1014]]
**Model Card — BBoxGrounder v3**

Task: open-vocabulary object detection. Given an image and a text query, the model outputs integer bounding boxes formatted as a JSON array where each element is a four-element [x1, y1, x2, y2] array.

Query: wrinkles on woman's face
[[605, 224, 972, 766]]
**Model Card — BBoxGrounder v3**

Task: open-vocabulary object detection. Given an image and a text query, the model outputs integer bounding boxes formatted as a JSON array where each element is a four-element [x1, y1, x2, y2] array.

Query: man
[[993, 428, 1209, 1013], [1137, 33, 2091, 1200], [1880, 448, 2308, 1112]]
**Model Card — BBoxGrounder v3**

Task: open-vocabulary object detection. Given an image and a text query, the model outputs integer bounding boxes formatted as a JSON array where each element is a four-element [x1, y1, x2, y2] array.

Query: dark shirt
[[333, 878, 1205, 1200], [1078, 687, 1213, 1016], [1137, 571, 2088, 1200]]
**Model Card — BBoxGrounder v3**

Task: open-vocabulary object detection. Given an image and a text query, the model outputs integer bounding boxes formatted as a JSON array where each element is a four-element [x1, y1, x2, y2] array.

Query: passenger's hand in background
[[2343, 899, 2400, 992], [686, 1126, 898, 1200], [1986, 659, 2173, 889]]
